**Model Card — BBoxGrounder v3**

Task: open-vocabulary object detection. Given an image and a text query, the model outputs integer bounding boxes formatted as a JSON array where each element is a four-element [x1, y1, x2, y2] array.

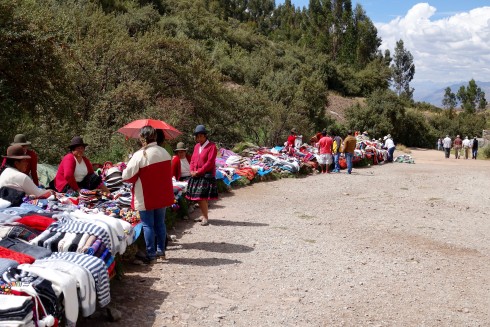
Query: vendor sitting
[[0, 145, 51, 199], [1, 134, 39, 186], [171, 142, 192, 181], [53, 136, 110, 194]]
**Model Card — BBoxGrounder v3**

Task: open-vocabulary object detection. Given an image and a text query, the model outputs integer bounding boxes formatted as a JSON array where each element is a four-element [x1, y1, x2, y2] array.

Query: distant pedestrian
[[442, 135, 452, 159], [332, 132, 343, 173], [453, 135, 462, 159], [316, 130, 333, 174], [383, 134, 396, 162], [472, 136, 479, 159], [462, 136, 471, 159], [342, 130, 357, 174], [437, 138, 443, 151]]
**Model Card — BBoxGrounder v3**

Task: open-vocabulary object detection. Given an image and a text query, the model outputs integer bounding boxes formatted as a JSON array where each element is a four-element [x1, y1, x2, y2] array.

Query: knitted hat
[[69, 136, 88, 150], [11, 134, 31, 146], [193, 125, 208, 135], [2, 145, 31, 159], [174, 142, 188, 151]]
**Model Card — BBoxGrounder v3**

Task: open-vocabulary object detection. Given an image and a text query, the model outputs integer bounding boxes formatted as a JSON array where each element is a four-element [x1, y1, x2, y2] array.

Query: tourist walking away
[[316, 130, 333, 174], [342, 130, 357, 174], [383, 134, 396, 162], [172, 142, 192, 181], [453, 135, 462, 159], [187, 125, 218, 226], [332, 132, 343, 173], [462, 136, 471, 159], [442, 135, 452, 159], [1, 134, 39, 186], [53, 136, 111, 194], [122, 126, 174, 263], [472, 136, 479, 159], [0, 145, 52, 202], [437, 138, 443, 151]]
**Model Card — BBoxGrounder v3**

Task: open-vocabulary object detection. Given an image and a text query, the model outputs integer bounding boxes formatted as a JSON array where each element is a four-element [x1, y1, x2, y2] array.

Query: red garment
[[0, 246, 35, 264], [15, 215, 56, 232], [287, 134, 296, 147], [171, 154, 192, 180], [235, 167, 256, 180], [1, 149, 39, 186], [189, 141, 217, 177], [54, 153, 94, 192], [317, 136, 333, 154]]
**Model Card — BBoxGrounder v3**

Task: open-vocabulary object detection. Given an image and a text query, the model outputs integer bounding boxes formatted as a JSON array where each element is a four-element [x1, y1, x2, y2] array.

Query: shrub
[[481, 145, 490, 159], [396, 144, 411, 154]]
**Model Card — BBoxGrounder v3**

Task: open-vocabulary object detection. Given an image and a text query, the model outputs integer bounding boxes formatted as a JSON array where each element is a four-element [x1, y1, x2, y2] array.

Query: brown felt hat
[[69, 136, 88, 150], [2, 145, 31, 159], [11, 134, 31, 146]]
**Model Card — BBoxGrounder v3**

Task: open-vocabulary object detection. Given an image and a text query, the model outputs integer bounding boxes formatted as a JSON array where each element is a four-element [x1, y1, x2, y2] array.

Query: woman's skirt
[[186, 176, 218, 201]]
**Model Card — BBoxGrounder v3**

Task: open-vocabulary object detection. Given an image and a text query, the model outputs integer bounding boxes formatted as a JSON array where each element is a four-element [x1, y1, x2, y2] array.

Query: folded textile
[[0, 258, 18, 275], [0, 238, 52, 260], [67, 233, 83, 252], [0, 246, 35, 264], [93, 242, 106, 258], [14, 215, 56, 232], [86, 239, 101, 256], [0, 224, 38, 242]]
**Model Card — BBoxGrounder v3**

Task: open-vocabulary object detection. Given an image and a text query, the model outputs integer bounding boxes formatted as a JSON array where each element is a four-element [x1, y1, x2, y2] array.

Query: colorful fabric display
[[0, 258, 18, 276], [47, 219, 112, 252], [0, 223, 38, 242], [86, 239, 101, 255], [0, 246, 35, 264], [0, 238, 51, 260], [0, 294, 34, 323]]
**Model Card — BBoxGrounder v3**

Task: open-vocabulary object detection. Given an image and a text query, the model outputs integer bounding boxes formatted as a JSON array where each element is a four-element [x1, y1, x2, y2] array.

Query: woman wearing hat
[[1, 134, 39, 186], [171, 142, 192, 181], [53, 136, 110, 193], [186, 125, 218, 226], [0, 145, 52, 199]]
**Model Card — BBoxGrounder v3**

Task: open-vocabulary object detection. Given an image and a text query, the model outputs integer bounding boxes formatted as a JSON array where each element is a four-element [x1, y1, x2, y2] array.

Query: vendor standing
[[186, 125, 218, 226], [1, 134, 39, 186], [53, 136, 110, 193], [122, 126, 174, 263], [0, 145, 51, 199], [171, 142, 192, 181]]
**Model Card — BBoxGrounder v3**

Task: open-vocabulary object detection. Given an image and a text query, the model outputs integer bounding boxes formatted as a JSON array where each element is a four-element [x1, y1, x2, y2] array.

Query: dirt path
[[84, 149, 490, 326]]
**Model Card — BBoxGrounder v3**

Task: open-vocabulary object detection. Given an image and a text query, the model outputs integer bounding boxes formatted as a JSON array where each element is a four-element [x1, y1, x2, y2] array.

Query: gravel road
[[83, 148, 490, 327]]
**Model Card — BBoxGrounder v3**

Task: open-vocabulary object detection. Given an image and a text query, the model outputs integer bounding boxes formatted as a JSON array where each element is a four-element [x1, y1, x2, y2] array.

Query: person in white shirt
[[462, 136, 471, 159], [171, 142, 192, 181], [383, 134, 396, 162], [0, 145, 51, 199], [442, 135, 452, 159]]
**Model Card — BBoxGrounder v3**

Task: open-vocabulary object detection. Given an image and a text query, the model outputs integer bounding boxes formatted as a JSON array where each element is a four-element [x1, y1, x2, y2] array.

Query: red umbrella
[[117, 119, 182, 140]]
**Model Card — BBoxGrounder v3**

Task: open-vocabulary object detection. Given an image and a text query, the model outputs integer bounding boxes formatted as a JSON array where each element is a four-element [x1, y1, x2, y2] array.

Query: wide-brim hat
[[193, 125, 208, 135], [383, 136, 388, 141], [174, 142, 188, 151], [11, 134, 31, 146], [2, 144, 31, 159], [291, 128, 297, 134], [69, 136, 88, 149]]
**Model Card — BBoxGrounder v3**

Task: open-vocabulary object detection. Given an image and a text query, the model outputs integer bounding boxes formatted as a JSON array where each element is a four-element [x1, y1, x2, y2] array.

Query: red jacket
[[171, 154, 192, 180], [190, 141, 217, 177], [54, 153, 94, 192]]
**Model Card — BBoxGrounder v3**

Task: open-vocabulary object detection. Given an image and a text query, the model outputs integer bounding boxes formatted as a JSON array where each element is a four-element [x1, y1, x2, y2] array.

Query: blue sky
[[275, 1, 490, 87]]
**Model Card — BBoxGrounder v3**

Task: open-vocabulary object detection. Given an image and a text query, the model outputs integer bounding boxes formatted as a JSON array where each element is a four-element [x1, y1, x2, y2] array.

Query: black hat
[[11, 134, 31, 146], [193, 125, 208, 135], [2, 144, 31, 159], [69, 136, 88, 150]]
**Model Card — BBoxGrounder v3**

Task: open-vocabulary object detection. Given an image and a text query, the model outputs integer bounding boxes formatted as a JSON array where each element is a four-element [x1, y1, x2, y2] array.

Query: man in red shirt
[[316, 130, 333, 173]]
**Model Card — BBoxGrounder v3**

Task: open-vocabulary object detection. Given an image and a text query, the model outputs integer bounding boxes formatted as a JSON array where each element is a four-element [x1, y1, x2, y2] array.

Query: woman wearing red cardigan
[[186, 125, 218, 226], [53, 136, 110, 194], [171, 142, 192, 181]]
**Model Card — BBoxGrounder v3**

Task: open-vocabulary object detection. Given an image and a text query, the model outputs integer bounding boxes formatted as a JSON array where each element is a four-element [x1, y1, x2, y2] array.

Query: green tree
[[456, 79, 487, 113], [391, 39, 415, 101]]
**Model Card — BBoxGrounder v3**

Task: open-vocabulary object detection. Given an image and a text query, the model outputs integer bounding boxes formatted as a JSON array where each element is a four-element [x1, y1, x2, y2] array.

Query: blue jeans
[[334, 153, 341, 171], [472, 149, 478, 159], [388, 147, 395, 162], [139, 207, 167, 259], [345, 152, 353, 174]]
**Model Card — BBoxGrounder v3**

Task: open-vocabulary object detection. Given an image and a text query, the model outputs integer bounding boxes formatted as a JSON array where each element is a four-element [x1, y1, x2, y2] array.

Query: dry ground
[[82, 148, 490, 327]]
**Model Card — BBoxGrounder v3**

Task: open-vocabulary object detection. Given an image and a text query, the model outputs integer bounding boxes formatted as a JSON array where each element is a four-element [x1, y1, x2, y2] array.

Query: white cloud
[[376, 3, 490, 83]]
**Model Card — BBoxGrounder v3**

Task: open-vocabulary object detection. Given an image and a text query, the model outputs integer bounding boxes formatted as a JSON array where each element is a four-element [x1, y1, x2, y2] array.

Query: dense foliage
[[0, 0, 487, 165]]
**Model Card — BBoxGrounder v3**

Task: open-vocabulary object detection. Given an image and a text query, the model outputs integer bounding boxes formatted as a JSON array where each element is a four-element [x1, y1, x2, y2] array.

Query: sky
[[276, 1, 490, 86]]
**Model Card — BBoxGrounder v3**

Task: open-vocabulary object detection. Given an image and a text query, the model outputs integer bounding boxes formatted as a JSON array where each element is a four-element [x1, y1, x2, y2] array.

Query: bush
[[481, 145, 490, 159]]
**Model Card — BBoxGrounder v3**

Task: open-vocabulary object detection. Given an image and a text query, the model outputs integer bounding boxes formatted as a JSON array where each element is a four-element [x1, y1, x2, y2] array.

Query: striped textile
[[48, 219, 112, 252]]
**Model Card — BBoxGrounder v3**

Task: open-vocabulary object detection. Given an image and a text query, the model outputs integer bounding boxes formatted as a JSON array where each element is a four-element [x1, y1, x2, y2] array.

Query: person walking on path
[[122, 126, 174, 263], [316, 130, 333, 174], [472, 136, 479, 159], [437, 138, 443, 151], [442, 135, 452, 159], [187, 125, 218, 226], [332, 132, 343, 173], [342, 130, 357, 174], [453, 135, 462, 159], [462, 136, 471, 159]]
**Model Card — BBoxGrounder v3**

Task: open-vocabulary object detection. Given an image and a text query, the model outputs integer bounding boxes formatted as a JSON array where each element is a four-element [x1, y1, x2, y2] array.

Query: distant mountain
[[412, 80, 490, 107]]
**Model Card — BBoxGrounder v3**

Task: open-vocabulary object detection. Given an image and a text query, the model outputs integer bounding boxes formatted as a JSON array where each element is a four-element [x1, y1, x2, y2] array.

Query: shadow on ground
[[208, 219, 269, 227], [181, 241, 254, 253], [168, 257, 241, 266]]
